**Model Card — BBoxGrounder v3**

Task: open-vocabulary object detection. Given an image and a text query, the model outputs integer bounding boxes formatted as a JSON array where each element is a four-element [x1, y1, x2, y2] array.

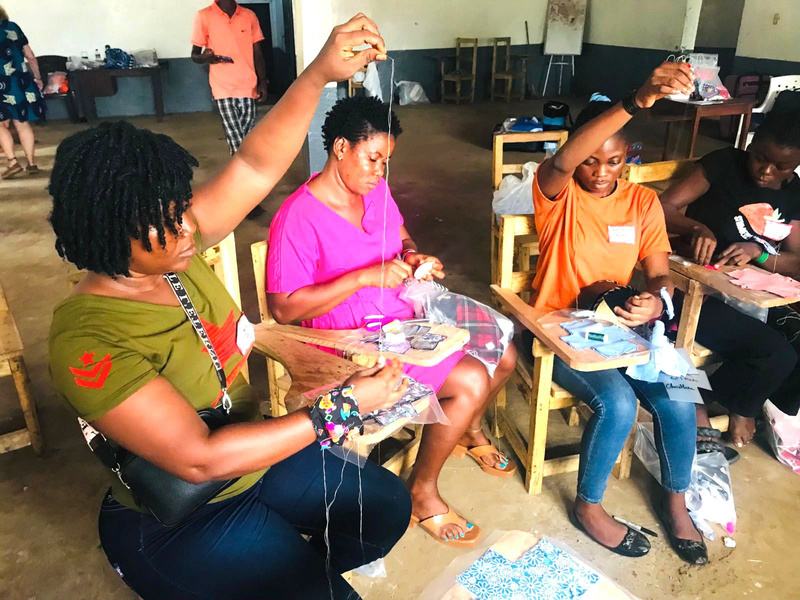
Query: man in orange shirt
[[191, 0, 269, 155]]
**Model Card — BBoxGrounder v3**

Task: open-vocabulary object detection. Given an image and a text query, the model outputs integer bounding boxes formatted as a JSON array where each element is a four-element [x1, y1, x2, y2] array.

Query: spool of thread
[[414, 261, 435, 280], [364, 314, 388, 332]]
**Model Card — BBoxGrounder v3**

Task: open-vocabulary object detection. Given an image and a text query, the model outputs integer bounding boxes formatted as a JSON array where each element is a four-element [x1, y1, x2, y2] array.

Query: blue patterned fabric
[[0, 20, 45, 122], [457, 538, 600, 600]]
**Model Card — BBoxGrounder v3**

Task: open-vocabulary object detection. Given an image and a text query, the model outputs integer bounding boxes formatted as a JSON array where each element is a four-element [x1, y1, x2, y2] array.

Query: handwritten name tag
[[608, 225, 636, 245]]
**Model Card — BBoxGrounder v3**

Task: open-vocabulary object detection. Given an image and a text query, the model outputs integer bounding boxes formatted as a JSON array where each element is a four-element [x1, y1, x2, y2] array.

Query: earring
[[338, 155, 343, 161]]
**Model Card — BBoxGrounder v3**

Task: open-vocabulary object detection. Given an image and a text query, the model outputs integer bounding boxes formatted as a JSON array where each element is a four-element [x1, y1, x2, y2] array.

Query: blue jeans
[[98, 444, 411, 600], [552, 357, 696, 504]]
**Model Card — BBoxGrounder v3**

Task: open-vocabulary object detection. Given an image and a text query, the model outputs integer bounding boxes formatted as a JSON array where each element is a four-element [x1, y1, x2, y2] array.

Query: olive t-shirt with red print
[[48, 249, 264, 511]]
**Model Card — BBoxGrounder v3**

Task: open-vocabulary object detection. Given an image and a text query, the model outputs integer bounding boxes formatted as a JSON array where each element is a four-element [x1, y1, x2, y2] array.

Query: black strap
[[78, 272, 232, 481], [164, 272, 231, 411]]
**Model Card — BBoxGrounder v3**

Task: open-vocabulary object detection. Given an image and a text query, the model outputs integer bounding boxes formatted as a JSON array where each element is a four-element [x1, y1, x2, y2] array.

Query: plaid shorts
[[215, 97, 257, 154]]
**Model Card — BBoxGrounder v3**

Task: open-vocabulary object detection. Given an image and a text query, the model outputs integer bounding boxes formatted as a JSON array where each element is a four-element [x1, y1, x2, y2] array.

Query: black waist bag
[[78, 272, 241, 527], [84, 406, 237, 527]]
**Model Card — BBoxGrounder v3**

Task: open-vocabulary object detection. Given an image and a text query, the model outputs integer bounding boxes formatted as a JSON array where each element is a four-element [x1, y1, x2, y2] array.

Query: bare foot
[[663, 493, 701, 541], [458, 428, 506, 469], [408, 482, 471, 542], [574, 499, 628, 547], [729, 414, 756, 447]]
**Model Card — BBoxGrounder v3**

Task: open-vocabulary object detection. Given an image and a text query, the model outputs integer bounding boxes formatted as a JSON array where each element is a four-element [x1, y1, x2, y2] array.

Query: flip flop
[[409, 507, 481, 546], [696, 427, 740, 464], [451, 443, 517, 478]]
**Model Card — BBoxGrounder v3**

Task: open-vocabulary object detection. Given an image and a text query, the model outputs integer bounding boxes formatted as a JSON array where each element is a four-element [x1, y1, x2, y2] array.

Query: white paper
[[658, 371, 711, 404], [608, 225, 636, 244], [236, 315, 255, 355]]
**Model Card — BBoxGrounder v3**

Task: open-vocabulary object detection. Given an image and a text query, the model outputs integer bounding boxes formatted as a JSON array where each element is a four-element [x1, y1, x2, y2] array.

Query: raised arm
[[93, 363, 406, 483], [537, 63, 694, 199], [191, 14, 387, 247]]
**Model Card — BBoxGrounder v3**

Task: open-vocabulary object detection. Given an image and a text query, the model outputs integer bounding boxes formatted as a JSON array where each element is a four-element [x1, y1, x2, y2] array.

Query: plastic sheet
[[303, 375, 447, 467], [395, 80, 429, 105], [763, 399, 800, 474], [401, 281, 514, 377], [491, 161, 537, 217], [635, 424, 736, 538]]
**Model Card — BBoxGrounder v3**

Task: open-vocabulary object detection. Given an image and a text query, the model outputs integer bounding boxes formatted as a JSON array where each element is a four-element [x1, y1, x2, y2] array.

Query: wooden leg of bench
[[493, 385, 507, 438], [613, 400, 639, 480], [676, 279, 703, 355], [9, 357, 43, 455], [562, 406, 580, 426], [526, 340, 553, 494], [266, 358, 287, 417]]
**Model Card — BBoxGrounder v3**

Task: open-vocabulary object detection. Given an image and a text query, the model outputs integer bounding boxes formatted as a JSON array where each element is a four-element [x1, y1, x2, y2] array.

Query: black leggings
[[684, 295, 800, 418], [98, 443, 411, 600]]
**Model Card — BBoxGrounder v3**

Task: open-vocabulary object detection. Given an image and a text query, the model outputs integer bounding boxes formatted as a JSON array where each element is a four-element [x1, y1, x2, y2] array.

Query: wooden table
[[638, 97, 753, 159], [262, 321, 470, 368], [68, 65, 165, 122], [669, 255, 800, 354]]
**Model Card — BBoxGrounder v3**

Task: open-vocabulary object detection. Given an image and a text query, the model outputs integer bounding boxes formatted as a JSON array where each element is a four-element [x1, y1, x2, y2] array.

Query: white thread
[[322, 449, 349, 599], [378, 57, 396, 354]]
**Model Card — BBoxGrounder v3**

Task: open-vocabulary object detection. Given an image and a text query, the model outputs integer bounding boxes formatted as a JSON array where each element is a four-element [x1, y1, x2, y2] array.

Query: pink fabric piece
[[727, 269, 800, 299], [267, 175, 464, 391]]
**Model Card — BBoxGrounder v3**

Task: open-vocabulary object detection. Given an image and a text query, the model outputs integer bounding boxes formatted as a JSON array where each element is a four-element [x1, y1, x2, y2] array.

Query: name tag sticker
[[236, 315, 255, 356], [608, 225, 636, 245]]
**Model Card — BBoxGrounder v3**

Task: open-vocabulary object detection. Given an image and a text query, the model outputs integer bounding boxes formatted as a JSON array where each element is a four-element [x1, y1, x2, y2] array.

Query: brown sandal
[[2, 161, 23, 180], [452, 443, 517, 478], [409, 506, 481, 546], [26, 164, 39, 175]]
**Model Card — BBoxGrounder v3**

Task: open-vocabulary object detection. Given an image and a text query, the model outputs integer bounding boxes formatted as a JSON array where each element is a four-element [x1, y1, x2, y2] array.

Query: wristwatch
[[621, 91, 643, 116]]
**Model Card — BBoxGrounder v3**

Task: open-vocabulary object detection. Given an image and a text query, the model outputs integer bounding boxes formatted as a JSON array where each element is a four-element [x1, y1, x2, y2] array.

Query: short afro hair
[[321, 95, 402, 154], [753, 110, 800, 150], [571, 99, 629, 142], [48, 121, 199, 277]]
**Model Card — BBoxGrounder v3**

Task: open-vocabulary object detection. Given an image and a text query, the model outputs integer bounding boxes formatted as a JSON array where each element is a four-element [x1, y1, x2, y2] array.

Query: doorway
[[241, 1, 296, 97]]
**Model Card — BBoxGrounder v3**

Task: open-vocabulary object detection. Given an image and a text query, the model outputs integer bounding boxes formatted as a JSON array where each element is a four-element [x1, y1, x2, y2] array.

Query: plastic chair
[[37, 55, 79, 123], [741, 75, 800, 146]]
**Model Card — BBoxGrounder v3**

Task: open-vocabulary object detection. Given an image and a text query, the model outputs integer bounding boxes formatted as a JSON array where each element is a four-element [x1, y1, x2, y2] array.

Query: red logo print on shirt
[[199, 310, 239, 366], [70, 352, 113, 389]]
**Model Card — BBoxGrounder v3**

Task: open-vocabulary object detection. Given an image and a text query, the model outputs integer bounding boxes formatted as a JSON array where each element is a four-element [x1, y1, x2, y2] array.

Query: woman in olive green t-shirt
[[47, 16, 410, 600]]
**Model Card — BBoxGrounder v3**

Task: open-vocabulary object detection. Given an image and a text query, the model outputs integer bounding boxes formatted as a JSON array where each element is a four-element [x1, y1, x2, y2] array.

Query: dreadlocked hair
[[321, 94, 402, 154], [48, 121, 199, 277], [753, 110, 800, 150]]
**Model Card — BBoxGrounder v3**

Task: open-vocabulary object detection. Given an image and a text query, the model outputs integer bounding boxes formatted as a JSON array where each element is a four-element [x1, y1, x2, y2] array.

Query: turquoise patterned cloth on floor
[[456, 537, 600, 599], [0, 20, 46, 122]]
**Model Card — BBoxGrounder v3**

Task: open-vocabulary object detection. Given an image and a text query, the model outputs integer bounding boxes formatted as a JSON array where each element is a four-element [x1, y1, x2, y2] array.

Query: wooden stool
[[0, 281, 43, 455]]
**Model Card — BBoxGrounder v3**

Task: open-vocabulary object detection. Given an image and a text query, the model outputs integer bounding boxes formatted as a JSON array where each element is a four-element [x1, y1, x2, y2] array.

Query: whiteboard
[[544, 0, 587, 56]]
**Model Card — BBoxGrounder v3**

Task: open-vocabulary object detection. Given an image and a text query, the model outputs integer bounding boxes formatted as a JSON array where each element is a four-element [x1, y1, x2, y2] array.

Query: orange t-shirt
[[531, 169, 671, 313], [192, 3, 265, 100]]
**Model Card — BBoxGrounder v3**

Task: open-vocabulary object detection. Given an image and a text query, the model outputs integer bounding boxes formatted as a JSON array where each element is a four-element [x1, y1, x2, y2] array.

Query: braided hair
[[321, 95, 402, 154], [49, 121, 199, 277]]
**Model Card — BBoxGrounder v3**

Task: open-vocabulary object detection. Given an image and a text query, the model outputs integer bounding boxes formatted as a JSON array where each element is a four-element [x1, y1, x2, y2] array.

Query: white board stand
[[543, 55, 575, 96]]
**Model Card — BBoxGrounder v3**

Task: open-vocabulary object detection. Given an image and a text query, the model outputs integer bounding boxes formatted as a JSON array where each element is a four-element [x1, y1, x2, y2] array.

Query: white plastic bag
[[764, 399, 800, 474], [395, 80, 429, 105], [492, 161, 537, 217], [635, 423, 736, 538], [133, 49, 158, 68], [362, 61, 383, 101]]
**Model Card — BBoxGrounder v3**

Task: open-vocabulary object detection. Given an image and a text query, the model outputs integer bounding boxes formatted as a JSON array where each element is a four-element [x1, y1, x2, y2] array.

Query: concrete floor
[[1, 100, 799, 599]]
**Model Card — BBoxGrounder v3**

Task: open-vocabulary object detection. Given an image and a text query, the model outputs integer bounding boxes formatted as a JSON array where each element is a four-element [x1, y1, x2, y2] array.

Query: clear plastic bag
[[133, 49, 158, 68], [303, 375, 447, 467], [763, 399, 800, 474], [395, 80, 429, 105], [362, 61, 383, 101], [635, 423, 736, 538], [401, 281, 514, 377], [491, 161, 537, 217]]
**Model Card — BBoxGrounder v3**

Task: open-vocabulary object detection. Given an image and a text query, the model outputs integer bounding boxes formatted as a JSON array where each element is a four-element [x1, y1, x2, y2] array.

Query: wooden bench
[[0, 280, 43, 455]]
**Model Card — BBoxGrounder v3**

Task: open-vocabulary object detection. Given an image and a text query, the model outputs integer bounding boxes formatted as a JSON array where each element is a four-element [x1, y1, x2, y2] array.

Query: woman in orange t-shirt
[[531, 63, 707, 566]]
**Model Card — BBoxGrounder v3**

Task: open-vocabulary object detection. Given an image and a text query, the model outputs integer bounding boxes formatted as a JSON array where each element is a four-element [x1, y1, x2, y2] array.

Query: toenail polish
[[467, 523, 474, 529]]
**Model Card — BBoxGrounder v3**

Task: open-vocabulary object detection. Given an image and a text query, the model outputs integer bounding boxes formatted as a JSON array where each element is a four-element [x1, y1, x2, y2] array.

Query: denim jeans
[[98, 443, 411, 600], [552, 357, 696, 504]]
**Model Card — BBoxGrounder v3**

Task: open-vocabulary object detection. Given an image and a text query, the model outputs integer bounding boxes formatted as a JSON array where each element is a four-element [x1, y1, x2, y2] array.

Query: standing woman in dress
[[0, 5, 46, 179]]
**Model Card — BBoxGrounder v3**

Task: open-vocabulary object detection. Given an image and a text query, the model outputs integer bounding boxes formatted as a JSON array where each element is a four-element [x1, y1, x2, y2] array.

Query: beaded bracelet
[[309, 386, 363, 448]]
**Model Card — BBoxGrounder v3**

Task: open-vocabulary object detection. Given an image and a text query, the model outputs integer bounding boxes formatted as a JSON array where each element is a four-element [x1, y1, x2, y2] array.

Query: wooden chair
[[440, 38, 478, 104], [490, 130, 569, 290], [490, 38, 527, 102], [347, 66, 368, 97], [0, 279, 43, 455], [250, 240, 424, 476], [490, 215, 638, 494]]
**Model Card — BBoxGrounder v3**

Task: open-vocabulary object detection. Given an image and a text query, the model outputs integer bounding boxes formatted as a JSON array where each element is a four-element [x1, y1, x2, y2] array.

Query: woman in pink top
[[268, 96, 517, 546]]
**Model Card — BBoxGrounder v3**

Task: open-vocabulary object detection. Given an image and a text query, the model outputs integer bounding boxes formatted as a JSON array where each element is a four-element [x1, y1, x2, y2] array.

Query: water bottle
[[95, 48, 102, 62]]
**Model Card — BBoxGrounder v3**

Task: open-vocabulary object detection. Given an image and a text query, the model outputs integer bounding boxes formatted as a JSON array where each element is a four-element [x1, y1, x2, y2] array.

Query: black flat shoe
[[569, 508, 650, 558], [655, 502, 708, 566]]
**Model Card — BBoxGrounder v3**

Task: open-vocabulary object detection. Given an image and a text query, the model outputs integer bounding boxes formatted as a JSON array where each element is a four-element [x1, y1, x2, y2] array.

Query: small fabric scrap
[[456, 537, 600, 600], [594, 340, 639, 358], [727, 269, 800, 299]]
